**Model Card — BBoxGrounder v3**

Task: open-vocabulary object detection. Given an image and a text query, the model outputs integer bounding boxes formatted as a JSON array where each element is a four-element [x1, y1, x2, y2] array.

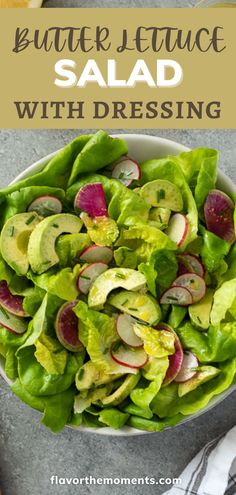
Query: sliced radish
[[204, 189, 235, 243], [74, 183, 108, 218], [55, 301, 83, 352], [172, 273, 206, 304], [80, 245, 113, 264], [28, 195, 62, 217], [0, 305, 28, 335], [160, 286, 193, 306], [78, 262, 108, 295], [111, 341, 148, 369], [116, 314, 143, 348], [111, 157, 141, 187], [0, 280, 27, 317], [178, 254, 205, 278], [174, 351, 198, 383], [156, 324, 184, 385], [166, 213, 189, 247]]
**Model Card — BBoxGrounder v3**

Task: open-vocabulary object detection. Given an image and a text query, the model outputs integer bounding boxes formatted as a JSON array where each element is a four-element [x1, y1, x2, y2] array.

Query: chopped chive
[[157, 189, 166, 203], [115, 273, 126, 279], [78, 368, 84, 380], [158, 215, 163, 224], [52, 223, 59, 228], [121, 299, 129, 306], [112, 341, 122, 352], [25, 215, 35, 225], [118, 172, 125, 180], [80, 275, 91, 280], [167, 296, 178, 302], [128, 307, 138, 311], [103, 347, 109, 355], [9, 226, 14, 237], [197, 316, 202, 324], [0, 305, 10, 319]]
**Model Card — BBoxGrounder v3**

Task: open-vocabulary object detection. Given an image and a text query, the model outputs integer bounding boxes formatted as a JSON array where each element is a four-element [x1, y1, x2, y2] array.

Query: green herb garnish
[[115, 273, 126, 279], [78, 368, 84, 380], [25, 215, 35, 225], [157, 189, 166, 203], [80, 275, 91, 280], [121, 299, 129, 306], [128, 307, 138, 311], [52, 223, 59, 228], [9, 226, 14, 237]]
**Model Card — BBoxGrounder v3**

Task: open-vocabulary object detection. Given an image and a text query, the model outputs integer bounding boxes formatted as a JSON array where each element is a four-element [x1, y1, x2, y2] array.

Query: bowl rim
[[0, 133, 236, 436]]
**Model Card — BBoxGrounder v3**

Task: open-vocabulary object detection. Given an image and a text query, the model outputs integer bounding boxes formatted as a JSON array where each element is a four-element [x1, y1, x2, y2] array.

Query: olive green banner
[[0, 8, 235, 128]]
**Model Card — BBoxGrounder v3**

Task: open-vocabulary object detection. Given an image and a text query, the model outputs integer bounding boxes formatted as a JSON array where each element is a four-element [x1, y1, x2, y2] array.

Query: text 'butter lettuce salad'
[[0, 130, 235, 433]]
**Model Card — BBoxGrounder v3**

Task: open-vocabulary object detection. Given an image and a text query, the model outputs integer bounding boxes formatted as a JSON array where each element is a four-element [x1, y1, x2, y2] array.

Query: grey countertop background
[[0, 128, 235, 495], [0, 1, 236, 493]]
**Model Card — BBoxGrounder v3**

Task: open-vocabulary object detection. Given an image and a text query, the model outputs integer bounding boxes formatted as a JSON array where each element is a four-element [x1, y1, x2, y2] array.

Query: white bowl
[[0, 134, 235, 435]]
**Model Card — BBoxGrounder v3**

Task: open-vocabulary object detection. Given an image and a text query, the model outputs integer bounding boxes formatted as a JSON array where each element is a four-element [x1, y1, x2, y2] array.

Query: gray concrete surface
[[0, 128, 235, 495], [43, 0, 196, 7]]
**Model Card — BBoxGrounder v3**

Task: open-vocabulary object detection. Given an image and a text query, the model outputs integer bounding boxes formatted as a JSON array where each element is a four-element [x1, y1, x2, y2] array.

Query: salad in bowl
[[0, 130, 235, 434]]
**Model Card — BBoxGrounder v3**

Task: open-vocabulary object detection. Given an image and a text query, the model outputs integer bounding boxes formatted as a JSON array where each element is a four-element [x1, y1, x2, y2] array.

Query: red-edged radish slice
[[178, 254, 205, 278], [111, 157, 141, 187], [74, 183, 108, 218], [55, 301, 83, 352], [111, 341, 148, 369], [160, 286, 193, 306], [116, 314, 143, 348], [166, 213, 189, 247], [204, 189, 235, 243], [172, 273, 206, 304], [0, 280, 27, 317], [174, 351, 198, 383], [80, 245, 113, 264], [78, 262, 108, 294], [28, 195, 62, 217]]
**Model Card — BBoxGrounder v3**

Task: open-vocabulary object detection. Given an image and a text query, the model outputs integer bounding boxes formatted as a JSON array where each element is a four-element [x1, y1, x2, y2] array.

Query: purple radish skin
[[80, 245, 113, 264], [111, 342, 148, 369], [172, 273, 206, 304], [156, 325, 184, 386], [160, 286, 193, 306], [28, 195, 62, 217], [174, 351, 199, 383], [0, 281, 27, 317], [55, 301, 83, 352], [111, 157, 141, 187], [178, 254, 205, 278], [116, 314, 143, 348], [74, 183, 108, 218], [78, 262, 108, 295], [204, 189, 235, 243]]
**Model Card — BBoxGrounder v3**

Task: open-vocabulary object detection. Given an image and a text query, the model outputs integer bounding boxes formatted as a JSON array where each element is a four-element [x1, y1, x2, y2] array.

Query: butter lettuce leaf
[[131, 357, 169, 409], [133, 323, 175, 358], [34, 333, 68, 375], [200, 226, 231, 273], [28, 264, 82, 302], [211, 278, 236, 325]]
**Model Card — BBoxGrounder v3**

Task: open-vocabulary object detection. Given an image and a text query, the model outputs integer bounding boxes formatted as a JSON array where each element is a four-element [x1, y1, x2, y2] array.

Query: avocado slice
[[188, 289, 214, 330], [109, 290, 162, 326], [56, 233, 91, 267], [101, 373, 140, 406], [75, 361, 121, 391], [149, 207, 171, 230], [140, 180, 183, 211], [0, 212, 42, 275], [28, 214, 83, 274], [178, 366, 220, 397], [88, 268, 146, 310]]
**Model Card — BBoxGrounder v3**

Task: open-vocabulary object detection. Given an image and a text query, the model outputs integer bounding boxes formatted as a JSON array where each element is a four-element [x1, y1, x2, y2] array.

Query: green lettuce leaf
[[74, 301, 137, 375], [211, 278, 236, 325], [139, 249, 178, 296], [177, 321, 236, 363], [5, 347, 18, 380], [98, 408, 129, 429], [127, 413, 183, 432], [17, 346, 83, 396], [34, 333, 68, 375], [12, 379, 74, 433], [114, 247, 138, 269], [151, 357, 236, 418], [28, 264, 82, 302], [130, 357, 169, 409], [200, 226, 231, 273], [3, 186, 65, 223], [68, 130, 128, 186], [133, 323, 175, 358]]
